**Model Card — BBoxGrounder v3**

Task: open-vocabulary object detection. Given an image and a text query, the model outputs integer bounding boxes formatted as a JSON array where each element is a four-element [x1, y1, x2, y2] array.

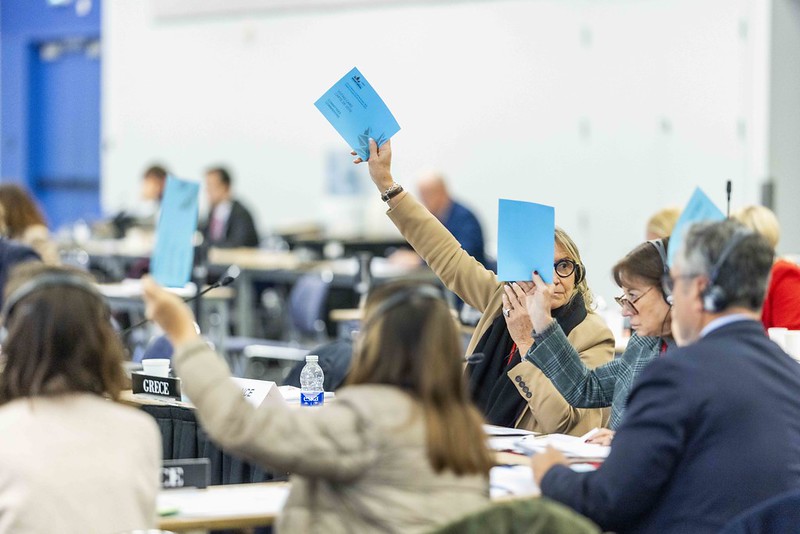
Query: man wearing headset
[[532, 220, 800, 534]]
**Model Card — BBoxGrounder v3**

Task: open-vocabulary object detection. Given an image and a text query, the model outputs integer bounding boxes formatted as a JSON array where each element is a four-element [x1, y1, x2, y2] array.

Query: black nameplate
[[161, 458, 210, 489], [131, 372, 182, 401]]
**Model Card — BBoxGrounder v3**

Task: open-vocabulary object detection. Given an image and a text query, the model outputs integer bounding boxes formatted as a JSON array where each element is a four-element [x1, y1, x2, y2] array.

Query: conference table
[[157, 456, 539, 532]]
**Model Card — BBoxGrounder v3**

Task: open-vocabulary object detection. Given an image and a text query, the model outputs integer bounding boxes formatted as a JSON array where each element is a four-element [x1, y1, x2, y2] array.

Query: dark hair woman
[[0, 264, 160, 532], [143, 277, 492, 533]]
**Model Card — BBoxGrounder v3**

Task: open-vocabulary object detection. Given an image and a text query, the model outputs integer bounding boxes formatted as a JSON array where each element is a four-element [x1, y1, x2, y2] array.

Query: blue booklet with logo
[[314, 67, 400, 161], [667, 187, 725, 267], [497, 199, 555, 283], [151, 176, 199, 287]]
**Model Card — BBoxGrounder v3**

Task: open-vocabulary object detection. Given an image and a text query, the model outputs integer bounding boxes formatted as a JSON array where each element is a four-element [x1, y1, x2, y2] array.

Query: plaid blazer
[[525, 323, 662, 429]]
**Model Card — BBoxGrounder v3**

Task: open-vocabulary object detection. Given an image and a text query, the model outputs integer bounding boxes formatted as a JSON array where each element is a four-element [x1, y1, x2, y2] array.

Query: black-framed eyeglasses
[[614, 286, 654, 315], [554, 259, 577, 279], [661, 272, 700, 299]]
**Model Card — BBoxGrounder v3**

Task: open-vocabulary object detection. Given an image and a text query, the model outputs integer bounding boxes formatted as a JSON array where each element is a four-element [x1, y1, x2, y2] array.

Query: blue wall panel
[[0, 0, 101, 227]]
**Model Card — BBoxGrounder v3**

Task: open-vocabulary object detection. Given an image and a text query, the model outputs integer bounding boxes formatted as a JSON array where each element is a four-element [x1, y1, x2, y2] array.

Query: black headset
[[701, 229, 753, 313], [648, 239, 672, 305], [1, 272, 106, 325], [360, 284, 446, 333], [573, 263, 586, 285]]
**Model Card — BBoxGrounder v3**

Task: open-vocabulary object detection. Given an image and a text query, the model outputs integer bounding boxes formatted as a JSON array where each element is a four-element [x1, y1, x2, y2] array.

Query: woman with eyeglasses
[[524, 238, 675, 445], [353, 140, 614, 434]]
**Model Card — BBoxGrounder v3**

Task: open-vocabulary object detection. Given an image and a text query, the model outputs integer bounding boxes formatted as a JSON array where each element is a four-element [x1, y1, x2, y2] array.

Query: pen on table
[[580, 427, 601, 443]]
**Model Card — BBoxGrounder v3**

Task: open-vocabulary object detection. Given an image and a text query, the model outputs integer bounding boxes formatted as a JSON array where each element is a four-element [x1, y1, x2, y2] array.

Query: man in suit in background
[[531, 220, 800, 534], [200, 167, 260, 248]]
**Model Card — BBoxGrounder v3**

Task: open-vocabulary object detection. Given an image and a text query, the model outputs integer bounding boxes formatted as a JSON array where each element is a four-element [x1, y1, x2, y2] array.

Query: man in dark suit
[[200, 167, 259, 248], [532, 220, 800, 534]]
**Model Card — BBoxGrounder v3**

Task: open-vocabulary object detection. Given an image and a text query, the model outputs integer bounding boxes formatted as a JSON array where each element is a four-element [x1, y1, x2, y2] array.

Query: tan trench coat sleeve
[[510, 313, 614, 435], [387, 193, 500, 313]]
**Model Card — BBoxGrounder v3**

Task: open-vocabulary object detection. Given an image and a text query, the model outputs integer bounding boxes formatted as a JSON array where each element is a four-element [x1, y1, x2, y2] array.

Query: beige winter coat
[[174, 339, 490, 533], [387, 193, 614, 434]]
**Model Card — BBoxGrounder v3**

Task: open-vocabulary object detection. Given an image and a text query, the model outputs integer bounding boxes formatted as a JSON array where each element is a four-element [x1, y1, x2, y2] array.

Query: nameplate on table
[[161, 458, 210, 490], [230, 377, 285, 408], [132, 372, 182, 401]]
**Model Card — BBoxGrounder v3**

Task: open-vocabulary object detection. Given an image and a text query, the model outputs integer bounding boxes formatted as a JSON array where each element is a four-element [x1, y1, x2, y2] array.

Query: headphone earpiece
[[700, 229, 752, 313], [648, 239, 671, 306], [574, 263, 585, 285]]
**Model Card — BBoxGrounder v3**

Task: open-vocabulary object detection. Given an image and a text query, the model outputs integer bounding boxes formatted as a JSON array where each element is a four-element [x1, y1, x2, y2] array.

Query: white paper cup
[[768, 327, 789, 351], [784, 331, 800, 361], [142, 358, 170, 378]]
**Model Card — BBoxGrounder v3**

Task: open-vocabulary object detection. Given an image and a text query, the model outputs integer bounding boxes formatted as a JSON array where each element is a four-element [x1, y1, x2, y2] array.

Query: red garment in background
[[762, 260, 800, 330]]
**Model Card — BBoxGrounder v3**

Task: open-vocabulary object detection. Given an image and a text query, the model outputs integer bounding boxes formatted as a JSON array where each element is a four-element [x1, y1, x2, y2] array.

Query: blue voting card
[[667, 187, 725, 267], [497, 199, 555, 283], [314, 67, 400, 161], [151, 176, 200, 287]]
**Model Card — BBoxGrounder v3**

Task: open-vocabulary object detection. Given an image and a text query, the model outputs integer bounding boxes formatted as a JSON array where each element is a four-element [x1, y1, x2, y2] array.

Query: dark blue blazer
[[541, 319, 800, 534], [441, 200, 487, 268], [0, 238, 40, 309]]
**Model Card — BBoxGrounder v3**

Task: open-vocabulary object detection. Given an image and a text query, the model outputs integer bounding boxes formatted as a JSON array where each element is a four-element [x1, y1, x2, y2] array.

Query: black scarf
[[467, 292, 587, 427]]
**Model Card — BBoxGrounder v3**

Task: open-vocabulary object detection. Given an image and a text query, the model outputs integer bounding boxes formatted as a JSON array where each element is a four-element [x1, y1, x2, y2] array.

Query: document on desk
[[667, 187, 725, 267], [497, 199, 555, 283], [516, 433, 610, 459], [314, 67, 400, 161], [151, 176, 199, 287]]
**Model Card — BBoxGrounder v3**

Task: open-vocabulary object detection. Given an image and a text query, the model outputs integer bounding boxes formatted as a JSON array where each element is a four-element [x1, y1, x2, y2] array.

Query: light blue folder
[[314, 67, 400, 161], [497, 199, 555, 283], [151, 176, 199, 287], [667, 187, 725, 267]]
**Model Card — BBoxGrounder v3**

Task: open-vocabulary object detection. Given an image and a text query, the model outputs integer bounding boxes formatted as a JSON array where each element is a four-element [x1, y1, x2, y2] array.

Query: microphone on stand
[[726, 180, 732, 218], [120, 265, 240, 337]]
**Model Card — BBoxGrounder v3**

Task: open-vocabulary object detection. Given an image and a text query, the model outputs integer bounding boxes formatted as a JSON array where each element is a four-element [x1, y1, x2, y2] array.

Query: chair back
[[287, 272, 331, 339], [429, 497, 600, 534], [719, 488, 800, 534]]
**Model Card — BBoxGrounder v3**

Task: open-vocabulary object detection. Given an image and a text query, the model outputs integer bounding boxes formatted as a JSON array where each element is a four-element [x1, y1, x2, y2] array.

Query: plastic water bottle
[[299, 355, 324, 406]]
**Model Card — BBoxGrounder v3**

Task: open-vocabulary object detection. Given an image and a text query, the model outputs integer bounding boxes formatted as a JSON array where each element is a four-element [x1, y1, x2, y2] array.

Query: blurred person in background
[[200, 166, 259, 248], [0, 203, 40, 309], [0, 184, 59, 265], [733, 204, 800, 330], [645, 206, 680, 241], [390, 170, 489, 270]]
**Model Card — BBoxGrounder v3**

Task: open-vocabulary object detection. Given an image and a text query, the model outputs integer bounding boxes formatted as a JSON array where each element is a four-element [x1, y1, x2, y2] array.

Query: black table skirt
[[140, 404, 287, 485]]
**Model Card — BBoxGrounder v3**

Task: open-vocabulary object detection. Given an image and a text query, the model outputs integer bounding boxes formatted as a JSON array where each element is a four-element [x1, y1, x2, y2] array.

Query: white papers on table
[[158, 484, 289, 518], [490, 465, 539, 498], [516, 434, 610, 459]]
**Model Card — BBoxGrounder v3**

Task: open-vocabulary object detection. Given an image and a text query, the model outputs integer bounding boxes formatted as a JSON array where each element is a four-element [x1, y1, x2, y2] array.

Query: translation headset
[[359, 284, 446, 333], [701, 229, 753, 313], [647, 238, 672, 305], [573, 263, 586, 285], [0, 272, 107, 326]]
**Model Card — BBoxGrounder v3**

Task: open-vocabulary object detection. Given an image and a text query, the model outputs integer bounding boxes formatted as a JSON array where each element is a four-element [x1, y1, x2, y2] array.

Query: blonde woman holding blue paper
[[354, 139, 614, 435]]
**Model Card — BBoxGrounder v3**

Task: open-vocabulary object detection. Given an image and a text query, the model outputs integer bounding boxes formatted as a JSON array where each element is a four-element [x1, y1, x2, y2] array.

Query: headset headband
[[1, 273, 105, 323], [360, 285, 445, 333], [648, 239, 669, 276], [708, 229, 752, 285]]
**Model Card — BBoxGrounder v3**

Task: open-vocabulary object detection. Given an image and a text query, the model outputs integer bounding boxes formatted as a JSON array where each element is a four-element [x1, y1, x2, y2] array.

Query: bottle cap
[[306, 355, 319, 363]]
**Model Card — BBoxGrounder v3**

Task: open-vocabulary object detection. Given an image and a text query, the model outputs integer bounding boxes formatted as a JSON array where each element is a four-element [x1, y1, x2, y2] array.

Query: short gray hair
[[677, 220, 774, 311]]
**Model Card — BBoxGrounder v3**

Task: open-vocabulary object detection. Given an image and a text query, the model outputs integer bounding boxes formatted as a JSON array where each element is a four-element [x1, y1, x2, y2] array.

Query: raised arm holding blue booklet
[[497, 199, 555, 283], [314, 67, 400, 161]]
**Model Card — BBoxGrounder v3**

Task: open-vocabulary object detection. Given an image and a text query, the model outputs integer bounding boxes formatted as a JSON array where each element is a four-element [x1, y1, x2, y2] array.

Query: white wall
[[102, 0, 771, 304]]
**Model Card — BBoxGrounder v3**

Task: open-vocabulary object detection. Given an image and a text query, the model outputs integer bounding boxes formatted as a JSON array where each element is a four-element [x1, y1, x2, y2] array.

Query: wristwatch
[[381, 183, 404, 202]]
